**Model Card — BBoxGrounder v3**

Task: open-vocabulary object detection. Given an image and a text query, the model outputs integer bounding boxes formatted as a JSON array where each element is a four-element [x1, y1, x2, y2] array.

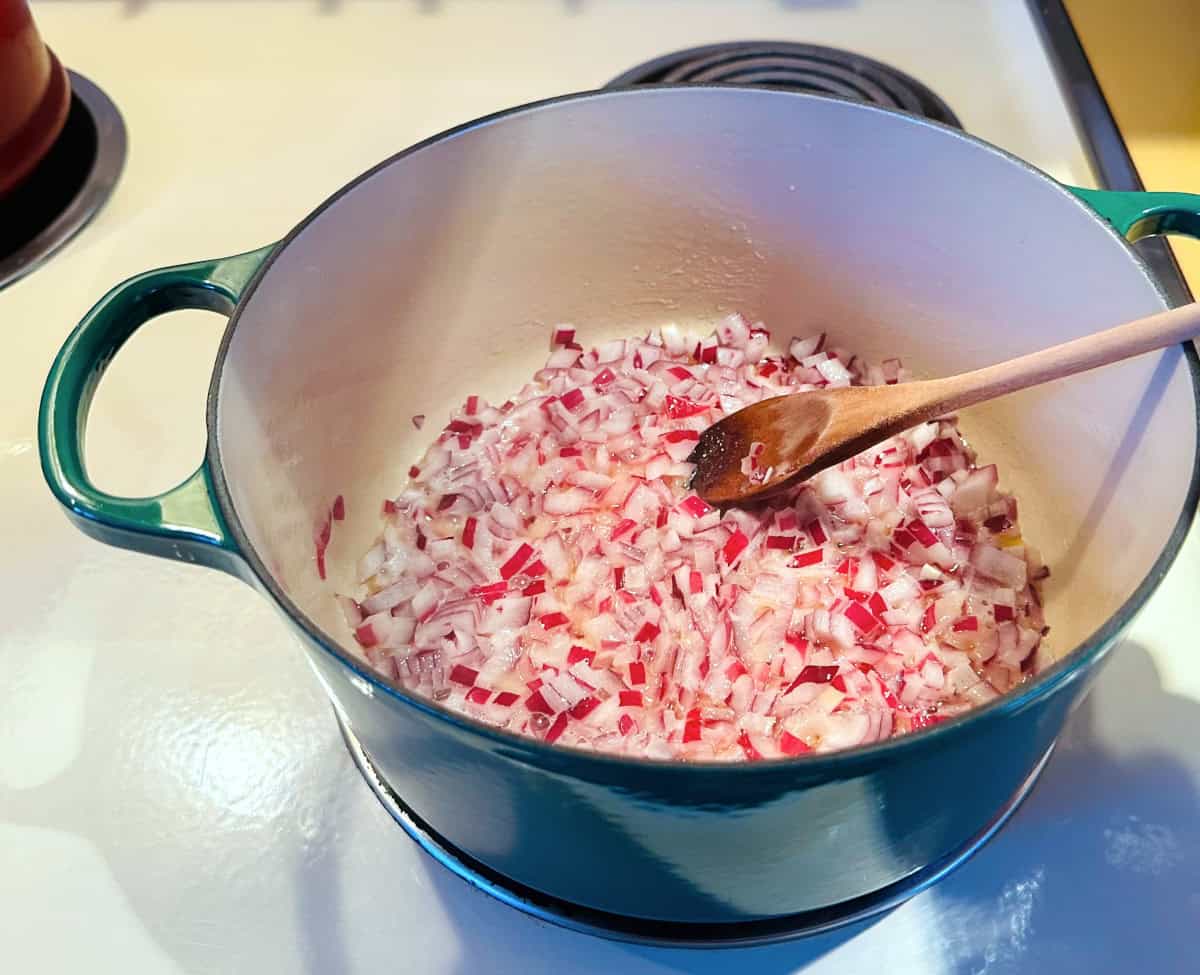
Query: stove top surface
[[2, 3, 1197, 973]]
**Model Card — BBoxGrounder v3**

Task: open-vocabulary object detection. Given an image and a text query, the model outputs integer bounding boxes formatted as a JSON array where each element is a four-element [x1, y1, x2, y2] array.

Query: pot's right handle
[[38, 244, 275, 574], [1069, 187, 1200, 242]]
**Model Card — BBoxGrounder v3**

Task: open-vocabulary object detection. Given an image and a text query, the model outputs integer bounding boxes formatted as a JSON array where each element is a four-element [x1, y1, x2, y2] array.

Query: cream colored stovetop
[[2, 3, 1198, 973]]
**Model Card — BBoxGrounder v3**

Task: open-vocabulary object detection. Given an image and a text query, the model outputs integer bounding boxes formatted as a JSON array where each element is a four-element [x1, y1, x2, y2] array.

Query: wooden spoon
[[688, 302, 1200, 505]]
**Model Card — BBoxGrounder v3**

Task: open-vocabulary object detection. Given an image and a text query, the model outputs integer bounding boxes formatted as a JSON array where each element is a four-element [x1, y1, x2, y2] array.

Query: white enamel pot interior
[[217, 86, 1194, 680], [205, 87, 1197, 921]]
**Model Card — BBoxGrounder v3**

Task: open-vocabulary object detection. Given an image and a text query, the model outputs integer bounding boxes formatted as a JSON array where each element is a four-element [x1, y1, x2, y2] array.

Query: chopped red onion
[[340, 319, 1046, 759]]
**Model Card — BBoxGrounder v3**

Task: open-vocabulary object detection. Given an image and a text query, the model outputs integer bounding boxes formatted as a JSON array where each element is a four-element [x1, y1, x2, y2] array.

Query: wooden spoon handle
[[929, 302, 1200, 414]]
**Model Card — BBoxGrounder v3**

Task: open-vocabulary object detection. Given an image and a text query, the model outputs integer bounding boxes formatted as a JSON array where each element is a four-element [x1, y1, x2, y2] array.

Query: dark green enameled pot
[[38, 88, 1200, 929]]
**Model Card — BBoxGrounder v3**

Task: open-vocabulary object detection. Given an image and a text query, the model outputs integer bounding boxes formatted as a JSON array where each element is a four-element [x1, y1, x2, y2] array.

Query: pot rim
[[205, 85, 1200, 774]]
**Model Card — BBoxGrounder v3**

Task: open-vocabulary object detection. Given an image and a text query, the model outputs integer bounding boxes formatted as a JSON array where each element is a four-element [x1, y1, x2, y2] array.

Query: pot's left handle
[[38, 244, 275, 574]]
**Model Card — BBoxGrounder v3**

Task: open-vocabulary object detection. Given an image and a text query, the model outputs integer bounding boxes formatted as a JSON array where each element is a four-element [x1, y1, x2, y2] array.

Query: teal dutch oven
[[38, 87, 1200, 939]]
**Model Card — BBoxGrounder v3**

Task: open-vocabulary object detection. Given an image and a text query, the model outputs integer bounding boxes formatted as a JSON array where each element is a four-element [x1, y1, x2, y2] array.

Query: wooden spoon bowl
[[690, 301, 1200, 505]]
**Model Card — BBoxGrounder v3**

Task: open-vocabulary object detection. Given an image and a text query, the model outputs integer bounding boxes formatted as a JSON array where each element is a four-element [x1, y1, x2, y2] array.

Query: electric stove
[[2, 2, 1195, 972]]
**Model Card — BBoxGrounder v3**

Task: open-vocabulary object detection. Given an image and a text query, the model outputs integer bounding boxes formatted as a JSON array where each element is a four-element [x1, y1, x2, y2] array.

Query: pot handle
[[38, 244, 275, 573], [1069, 187, 1200, 241]]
